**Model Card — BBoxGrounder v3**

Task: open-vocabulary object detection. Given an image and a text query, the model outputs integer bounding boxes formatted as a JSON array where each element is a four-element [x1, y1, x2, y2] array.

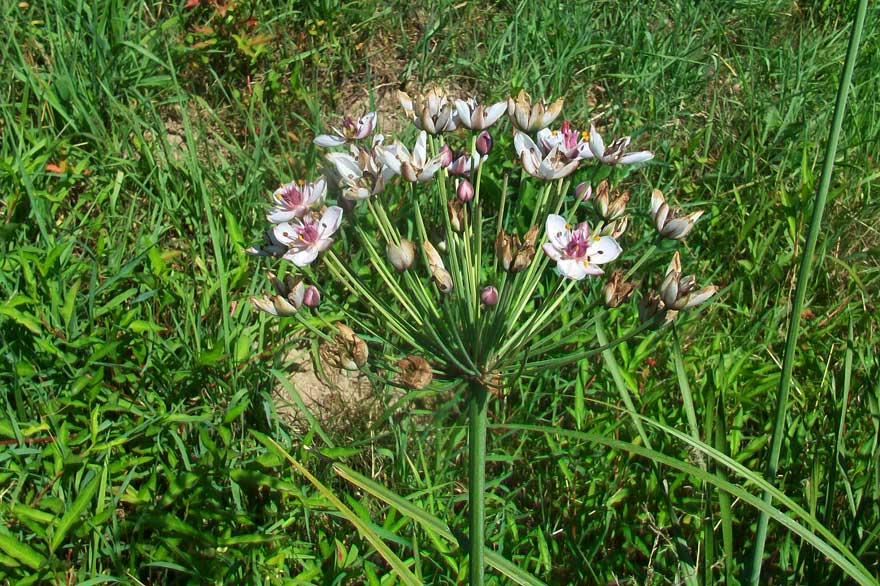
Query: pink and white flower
[[326, 137, 396, 200], [382, 131, 446, 182], [537, 120, 593, 161], [454, 98, 507, 130], [514, 132, 579, 181], [588, 124, 653, 165], [267, 178, 326, 223], [446, 148, 483, 176], [273, 206, 343, 266], [542, 214, 622, 280], [314, 112, 377, 147]]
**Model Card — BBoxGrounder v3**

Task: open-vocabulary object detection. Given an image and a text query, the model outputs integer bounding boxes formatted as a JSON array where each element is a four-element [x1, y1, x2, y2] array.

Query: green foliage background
[[1, 0, 878, 583]]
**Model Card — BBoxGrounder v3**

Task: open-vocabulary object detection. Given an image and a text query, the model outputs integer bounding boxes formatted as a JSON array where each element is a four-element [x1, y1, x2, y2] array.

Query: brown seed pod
[[396, 355, 433, 389]]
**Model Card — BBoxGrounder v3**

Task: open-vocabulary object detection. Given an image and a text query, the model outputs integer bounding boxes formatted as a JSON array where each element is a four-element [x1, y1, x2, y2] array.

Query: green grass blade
[[270, 368, 335, 448], [749, 1, 870, 582], [334, 463, 549, 586], [596, 316, 698, 585], [253, 432, 421, 586], [671, 325, 700, 442], [50, 470, 101, 554], [497, 422, 876, 586], [0, 533, 46, 571]]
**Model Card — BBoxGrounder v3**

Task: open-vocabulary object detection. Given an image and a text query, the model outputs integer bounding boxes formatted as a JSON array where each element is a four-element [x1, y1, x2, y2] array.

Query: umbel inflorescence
[[248, 87, 715, 388]]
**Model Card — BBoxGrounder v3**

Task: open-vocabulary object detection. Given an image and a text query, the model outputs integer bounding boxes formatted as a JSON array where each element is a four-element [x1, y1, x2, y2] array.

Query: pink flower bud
[[480, 286, 499, 306], [457, 179, 474, 203], [303, 286, 321, 307], [438, 144, 453, 168], [447, 152, 472, 176], [575, 181, 592, 202], [476, 130, 493, 156]]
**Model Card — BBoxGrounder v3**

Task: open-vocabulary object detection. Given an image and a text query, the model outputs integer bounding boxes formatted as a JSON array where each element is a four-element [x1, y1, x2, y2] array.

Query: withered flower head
[[495, 230, 517, 272], [507, 90, 564, 132], [398, 87, 458, 134], [659, 252, 717, 310], [424, 240, 453, 293], [250, 272, 306, 316], [387, 239, 416, 272], [594, 180, 630, 220], [603, 270, 640, 308], [396, 355, 433, 389], [323, 323, 370, 371], [448, 199, 465, 232], [512, 225, 539, 272], [495, 227, 538, 273], [650, 189, 704, 240]]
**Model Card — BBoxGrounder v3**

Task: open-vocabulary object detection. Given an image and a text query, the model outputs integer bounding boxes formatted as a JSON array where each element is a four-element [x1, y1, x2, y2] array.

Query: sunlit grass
[[1, 0, 878, 584]]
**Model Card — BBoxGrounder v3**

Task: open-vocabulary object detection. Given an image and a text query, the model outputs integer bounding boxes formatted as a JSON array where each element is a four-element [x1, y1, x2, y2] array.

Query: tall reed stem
[[747, 1, 868, 582], [468, 380, 488, 585]]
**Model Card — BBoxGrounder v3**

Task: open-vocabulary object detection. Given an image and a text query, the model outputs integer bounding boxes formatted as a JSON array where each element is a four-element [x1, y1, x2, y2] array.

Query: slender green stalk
[[596, 315, 698, 584], [595, 314, 652, 449], [748, 1, 868, 582], [468, 380, 489, 585], [671, 326, 700, 442]]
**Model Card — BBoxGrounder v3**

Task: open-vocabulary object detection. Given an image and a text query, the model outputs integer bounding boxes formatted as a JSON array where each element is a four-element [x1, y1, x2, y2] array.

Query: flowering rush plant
[[248, 87, 715, 582]]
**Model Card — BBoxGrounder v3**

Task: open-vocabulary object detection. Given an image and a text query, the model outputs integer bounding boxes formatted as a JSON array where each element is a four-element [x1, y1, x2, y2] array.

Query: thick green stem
[[468, 380, 488, 585], [747, 1, 868, 582]]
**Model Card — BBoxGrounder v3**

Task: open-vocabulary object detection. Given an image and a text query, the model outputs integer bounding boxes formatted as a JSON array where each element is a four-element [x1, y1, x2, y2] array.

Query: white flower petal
[[684, 285, 717, 308], [545, 214, 570, 249], [314, 134, 346, 147], [289, 281, 305, 308], [356, 112, 377, 138], [584, 264, 605, 276], [515, 108, 530, 132], [318, 206, 343, 238], [576, 143, 594, 160], [520, 149, 542, 176], [536, 128, 558, 154], [418, 159, 442, 181], [618, 150, 654, 165], [483, 101, 507, 128], [589, 125, 605, 158], [285, 247, 319, 267], [413, 131, 428, 165], [542, 242, 562, 261], [661, 218, 694, 240], [554, 160, 580, 179], [344, 186, 371, 200], [398, 91, 414, 116], [273, 222, 297, 246], [250, 296, 279, 316], [586, 236, 622, 264], [310, 178, 327, 202], [267, 209, 298, 224], [650, 189, 666, 216], [557, 258, 590, 281], [513, 131, 538, 157], [327, 153, 364, 181], [382, 144, 404, 175], [454, 99, 473, 129]]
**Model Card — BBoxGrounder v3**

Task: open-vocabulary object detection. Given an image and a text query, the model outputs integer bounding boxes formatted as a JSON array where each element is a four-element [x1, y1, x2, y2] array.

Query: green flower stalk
[[249, 88, 716, 584]]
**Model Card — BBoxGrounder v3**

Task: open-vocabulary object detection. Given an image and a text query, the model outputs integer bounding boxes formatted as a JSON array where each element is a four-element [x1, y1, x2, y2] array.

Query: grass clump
[[1, 0, 878, 584]]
